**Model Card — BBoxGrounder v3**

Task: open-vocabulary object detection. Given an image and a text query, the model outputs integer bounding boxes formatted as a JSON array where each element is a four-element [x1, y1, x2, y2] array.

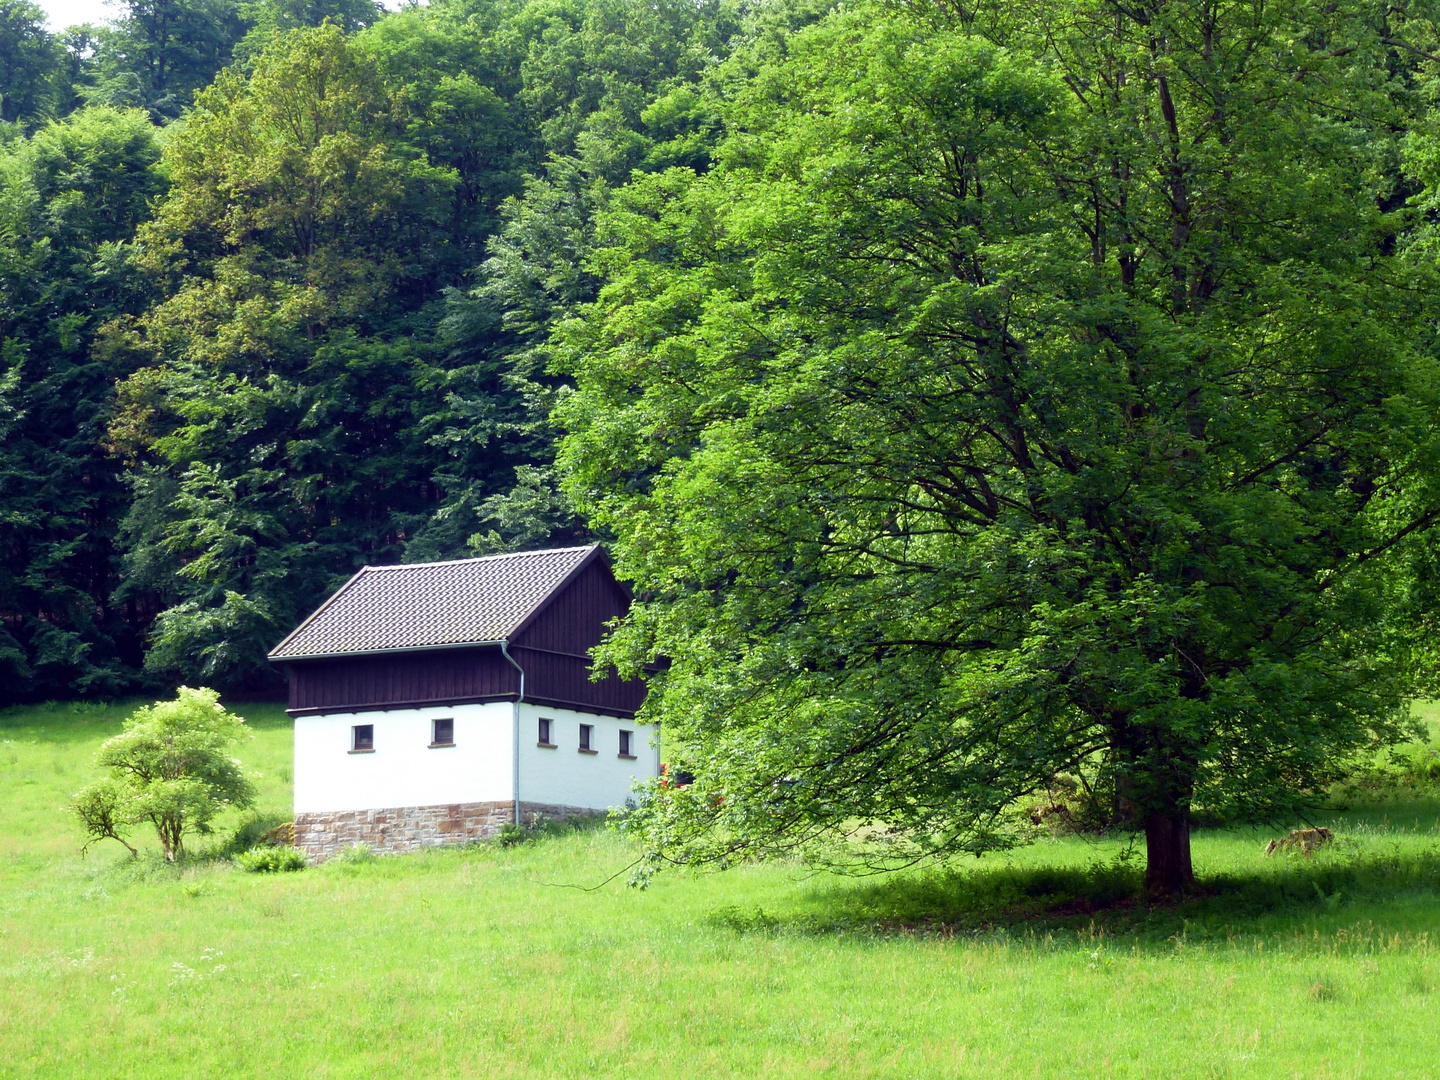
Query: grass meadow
[[4, 700, 1440, 1078]]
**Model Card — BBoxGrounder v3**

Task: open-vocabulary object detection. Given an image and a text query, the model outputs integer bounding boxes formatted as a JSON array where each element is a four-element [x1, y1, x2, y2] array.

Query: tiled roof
[[268, 546, 600, 660]]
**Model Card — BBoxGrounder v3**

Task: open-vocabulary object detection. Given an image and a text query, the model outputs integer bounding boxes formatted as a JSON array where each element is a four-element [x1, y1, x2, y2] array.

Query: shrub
[[1335, 743, 1440, 800], [211, 811, 291, 858], [333, 842, 375, 865], [496, 822, 529, 847], [72, 687, 257, 860], [235, 846, 307, 873]]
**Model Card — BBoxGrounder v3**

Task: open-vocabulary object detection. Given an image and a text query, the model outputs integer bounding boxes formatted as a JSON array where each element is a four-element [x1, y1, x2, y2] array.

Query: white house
[[267, 545, 657, 860]]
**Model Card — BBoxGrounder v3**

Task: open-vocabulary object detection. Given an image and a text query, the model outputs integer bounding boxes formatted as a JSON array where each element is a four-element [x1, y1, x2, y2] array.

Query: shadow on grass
[[709, 840, 1440, 946]]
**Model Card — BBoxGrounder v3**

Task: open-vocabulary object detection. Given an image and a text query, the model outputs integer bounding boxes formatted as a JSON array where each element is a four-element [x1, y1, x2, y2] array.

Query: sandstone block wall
[[294, 800, 602, 861]]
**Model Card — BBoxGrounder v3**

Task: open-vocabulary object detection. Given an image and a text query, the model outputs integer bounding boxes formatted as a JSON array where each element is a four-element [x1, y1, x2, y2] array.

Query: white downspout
[[500, 641, 525, 826]]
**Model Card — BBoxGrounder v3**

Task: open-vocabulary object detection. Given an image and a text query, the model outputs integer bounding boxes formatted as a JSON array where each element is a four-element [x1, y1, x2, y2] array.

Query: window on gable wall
[[431, 718, 454, 747], [619, 729, 634, 757], [351, 724, 374, 752], [579, 724, 593, 752]]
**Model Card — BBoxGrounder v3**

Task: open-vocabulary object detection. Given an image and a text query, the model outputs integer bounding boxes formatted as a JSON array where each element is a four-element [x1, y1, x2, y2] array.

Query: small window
[[538, 717, 554, 747], [618, 729, 635, 758], [578, 724, 594, 752], [430, 717, 454, 747], [351, 724, 374, 752]]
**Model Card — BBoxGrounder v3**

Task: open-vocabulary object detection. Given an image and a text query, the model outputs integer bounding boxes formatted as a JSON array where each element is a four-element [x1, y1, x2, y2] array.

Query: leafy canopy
[[0, 0, 67, 125], [0, 106, 167, 700], [105, 24, 460, 690], [559, 0, 1440, 891], [73, 686, 256, 860]]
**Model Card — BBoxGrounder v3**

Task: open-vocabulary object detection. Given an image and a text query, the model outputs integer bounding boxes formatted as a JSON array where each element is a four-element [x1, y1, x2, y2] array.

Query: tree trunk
[[1144, 810, 1194, 895]]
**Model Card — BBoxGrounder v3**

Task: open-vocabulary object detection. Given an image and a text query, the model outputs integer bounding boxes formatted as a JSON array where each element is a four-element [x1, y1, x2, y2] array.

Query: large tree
[[426, 0, 752, 555], [105, 25, 460, 690], [559, 0, 1440, 892]]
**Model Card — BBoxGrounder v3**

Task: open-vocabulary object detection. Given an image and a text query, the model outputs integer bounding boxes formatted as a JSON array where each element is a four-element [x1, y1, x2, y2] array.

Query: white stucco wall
[[293, 701, 514, 814], [517, 703, 660, 812], [294, 700, 660, 815]]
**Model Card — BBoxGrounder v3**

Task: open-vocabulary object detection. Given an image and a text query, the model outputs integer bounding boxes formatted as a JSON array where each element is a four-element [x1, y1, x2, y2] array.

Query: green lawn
[[4, 700, 1440, 1078]]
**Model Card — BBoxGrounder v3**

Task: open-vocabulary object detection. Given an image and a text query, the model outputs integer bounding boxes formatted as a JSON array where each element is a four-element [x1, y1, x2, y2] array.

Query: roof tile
[[268, 545, 598, 660]]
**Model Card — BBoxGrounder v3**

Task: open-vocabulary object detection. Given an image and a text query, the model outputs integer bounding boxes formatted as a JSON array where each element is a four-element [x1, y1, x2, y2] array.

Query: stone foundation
[[294, 801, 602, 861]]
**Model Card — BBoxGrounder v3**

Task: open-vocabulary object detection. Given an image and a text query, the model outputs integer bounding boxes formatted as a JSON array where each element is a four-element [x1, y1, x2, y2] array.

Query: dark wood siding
[[513, 559, 628, 653], [509, 646, 647, 717], [513, 558, 645, 716], [285, 554, 647, 718], [288, 647, 516, 715]]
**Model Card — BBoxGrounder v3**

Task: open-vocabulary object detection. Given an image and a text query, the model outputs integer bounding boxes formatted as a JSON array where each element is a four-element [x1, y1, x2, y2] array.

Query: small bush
[[72, 687, 256, 861], [235, 845, 307, 873], [496, 822, 529, 847], [332, 842, 375, 865], [211, 811, 292, 858]]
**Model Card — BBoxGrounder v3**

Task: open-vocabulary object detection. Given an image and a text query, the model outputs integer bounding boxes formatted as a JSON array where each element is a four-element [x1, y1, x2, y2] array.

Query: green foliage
[[1335, 744, 1440, 800], [212, 808, 292, 856], [234, 843, 306, 871], [428, 0, 747, 556], [87, 0, 249, 121], [235, 0, 383, 65], [0, 0, 67, 125], [561, 0, 1440, 892], [71, 686, 257, 860], [106, 25, 462, 690], [495, 821, 529, 847], [0, 0, 754, 692], [0, 106, 167, 704], [85, 0, 743, 687], [331, 840, 375, 865]]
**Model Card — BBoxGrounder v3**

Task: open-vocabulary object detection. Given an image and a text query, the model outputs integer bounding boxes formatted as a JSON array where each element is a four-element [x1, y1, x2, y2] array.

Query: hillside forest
[[0, 0, 768, 701]]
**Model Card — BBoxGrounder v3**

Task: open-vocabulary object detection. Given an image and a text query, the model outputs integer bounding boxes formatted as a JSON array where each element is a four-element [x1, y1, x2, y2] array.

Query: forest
[[0, 0, 770, 701]]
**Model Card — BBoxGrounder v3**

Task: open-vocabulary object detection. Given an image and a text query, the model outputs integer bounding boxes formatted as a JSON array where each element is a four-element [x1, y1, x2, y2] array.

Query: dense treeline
[[0, 0, 798, 701]]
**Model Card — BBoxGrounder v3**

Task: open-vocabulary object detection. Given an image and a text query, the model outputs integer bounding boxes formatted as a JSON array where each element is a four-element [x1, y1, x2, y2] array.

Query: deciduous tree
[[73, 686, 256, 860], [90, 0, 248, 120], [107, 25, 457, 690], [560, 0, 1440, 893], [0, 0, 66, 125]]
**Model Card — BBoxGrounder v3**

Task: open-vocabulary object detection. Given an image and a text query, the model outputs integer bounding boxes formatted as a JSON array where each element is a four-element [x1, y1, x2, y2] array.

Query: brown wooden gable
[[508, 555, 642, 717], [511, 556, 629, 654]]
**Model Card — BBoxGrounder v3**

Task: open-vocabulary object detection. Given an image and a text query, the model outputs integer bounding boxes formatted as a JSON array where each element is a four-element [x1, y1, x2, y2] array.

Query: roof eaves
[[266, 566, 369, 661], [274, 639, 508, 663]]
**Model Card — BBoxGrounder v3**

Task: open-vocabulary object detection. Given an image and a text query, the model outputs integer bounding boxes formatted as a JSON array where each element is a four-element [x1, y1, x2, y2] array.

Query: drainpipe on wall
[[500, 641, 525, 827]]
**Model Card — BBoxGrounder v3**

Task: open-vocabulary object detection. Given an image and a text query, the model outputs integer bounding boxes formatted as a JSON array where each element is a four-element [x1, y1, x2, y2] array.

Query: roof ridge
[[267, 544, 606, 661], [360, 544, 599, 573]]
